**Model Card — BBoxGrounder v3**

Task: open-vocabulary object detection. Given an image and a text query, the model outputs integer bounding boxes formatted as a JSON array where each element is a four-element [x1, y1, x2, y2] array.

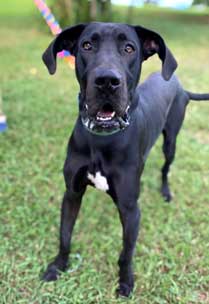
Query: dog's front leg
[[116, 201, 140, 297], [113, 170, 141, 297], [42, 189, 84, 281]]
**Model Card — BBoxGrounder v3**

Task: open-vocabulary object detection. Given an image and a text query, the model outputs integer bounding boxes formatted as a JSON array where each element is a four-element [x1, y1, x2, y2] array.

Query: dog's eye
[[82, 41, 92, 51], [125, 44, 135, 54]]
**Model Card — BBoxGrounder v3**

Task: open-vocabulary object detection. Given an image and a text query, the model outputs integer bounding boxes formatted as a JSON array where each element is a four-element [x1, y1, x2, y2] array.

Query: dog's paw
[[163, 192, 172, 202], [161, 186, 173, 202], [116, 282, 133, 298], [42, 264, 60, 282]]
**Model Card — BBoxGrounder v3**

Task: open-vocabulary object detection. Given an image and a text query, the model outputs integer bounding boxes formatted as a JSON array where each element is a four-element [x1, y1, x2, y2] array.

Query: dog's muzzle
[[81, 104, 130, 136]]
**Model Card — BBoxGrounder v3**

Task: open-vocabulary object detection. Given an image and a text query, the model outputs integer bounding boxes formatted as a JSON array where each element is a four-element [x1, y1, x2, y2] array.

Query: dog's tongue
[[97, 111, 115, 118]]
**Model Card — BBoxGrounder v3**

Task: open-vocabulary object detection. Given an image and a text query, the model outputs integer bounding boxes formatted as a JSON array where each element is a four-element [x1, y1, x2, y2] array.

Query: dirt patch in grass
[[194, 130, 209, 145]]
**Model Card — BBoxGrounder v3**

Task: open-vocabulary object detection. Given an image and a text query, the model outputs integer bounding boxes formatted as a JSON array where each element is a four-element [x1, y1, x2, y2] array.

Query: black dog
[[42, 22, 209, 297]]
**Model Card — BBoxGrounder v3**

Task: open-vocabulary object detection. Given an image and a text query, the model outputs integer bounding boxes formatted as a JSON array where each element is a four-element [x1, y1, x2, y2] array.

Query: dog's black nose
[[94, 69, 121, 90]]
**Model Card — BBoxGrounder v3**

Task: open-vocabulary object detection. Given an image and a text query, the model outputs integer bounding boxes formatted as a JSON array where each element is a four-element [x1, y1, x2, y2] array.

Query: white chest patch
[[87, 171, 109, 192]]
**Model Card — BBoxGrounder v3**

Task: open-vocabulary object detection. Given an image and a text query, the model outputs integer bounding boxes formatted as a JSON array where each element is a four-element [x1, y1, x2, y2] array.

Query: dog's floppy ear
[[42, 24, 86, 75], [134, 26, 177, 80]]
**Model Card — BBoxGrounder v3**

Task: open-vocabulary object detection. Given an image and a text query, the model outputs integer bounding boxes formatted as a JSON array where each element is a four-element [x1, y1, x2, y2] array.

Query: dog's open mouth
[[96, 103, 116, 122], [81, 103, 130, 135]]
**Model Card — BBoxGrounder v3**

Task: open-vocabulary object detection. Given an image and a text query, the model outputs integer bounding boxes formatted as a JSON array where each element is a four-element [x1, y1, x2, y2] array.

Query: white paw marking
[[87, 171, 109, 192]]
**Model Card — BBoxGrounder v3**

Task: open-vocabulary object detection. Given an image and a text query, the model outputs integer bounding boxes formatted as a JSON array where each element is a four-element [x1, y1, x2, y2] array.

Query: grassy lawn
[[0, 1, 209, 303]]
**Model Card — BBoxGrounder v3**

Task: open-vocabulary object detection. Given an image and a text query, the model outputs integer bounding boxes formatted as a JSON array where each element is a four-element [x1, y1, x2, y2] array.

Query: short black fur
[[41, 22, 209, 297]]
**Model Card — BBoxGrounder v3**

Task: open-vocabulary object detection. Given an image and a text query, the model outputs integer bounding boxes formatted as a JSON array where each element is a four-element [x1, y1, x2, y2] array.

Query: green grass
[[0, 1, 209, 303]]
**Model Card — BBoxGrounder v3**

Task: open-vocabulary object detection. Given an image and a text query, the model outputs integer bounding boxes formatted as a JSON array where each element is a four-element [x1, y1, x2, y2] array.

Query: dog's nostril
[[95, 74, 121, 88], [110, 77, 120, 86], [95, 77, 106, 87]]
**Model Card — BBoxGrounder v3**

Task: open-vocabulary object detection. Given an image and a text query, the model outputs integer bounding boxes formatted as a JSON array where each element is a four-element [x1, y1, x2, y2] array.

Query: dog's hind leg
[[42, 189, 84, 281], [161, 93, 188, 202], [161, 129, 177, 202]]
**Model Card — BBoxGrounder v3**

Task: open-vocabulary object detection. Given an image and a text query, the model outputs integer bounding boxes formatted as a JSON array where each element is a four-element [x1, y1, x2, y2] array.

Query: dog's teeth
[[110, 111, 115, 118], [96, 111, 115, 121], [97, 116, 110, 121]]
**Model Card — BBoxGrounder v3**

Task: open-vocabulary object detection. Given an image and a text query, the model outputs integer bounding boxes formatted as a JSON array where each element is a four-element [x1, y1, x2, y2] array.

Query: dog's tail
[[185, 90, 209, 101]]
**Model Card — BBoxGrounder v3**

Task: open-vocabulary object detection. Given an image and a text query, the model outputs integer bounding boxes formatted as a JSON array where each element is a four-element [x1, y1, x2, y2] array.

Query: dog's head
[[43, 22, 177, 134]]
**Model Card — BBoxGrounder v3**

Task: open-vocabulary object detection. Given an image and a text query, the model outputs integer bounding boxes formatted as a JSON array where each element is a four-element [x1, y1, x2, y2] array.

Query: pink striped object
[[34, 0, 74, 69]]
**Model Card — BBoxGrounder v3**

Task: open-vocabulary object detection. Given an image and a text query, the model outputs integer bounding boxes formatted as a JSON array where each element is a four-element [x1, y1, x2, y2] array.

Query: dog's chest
[[87, 171, 109, 192]]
